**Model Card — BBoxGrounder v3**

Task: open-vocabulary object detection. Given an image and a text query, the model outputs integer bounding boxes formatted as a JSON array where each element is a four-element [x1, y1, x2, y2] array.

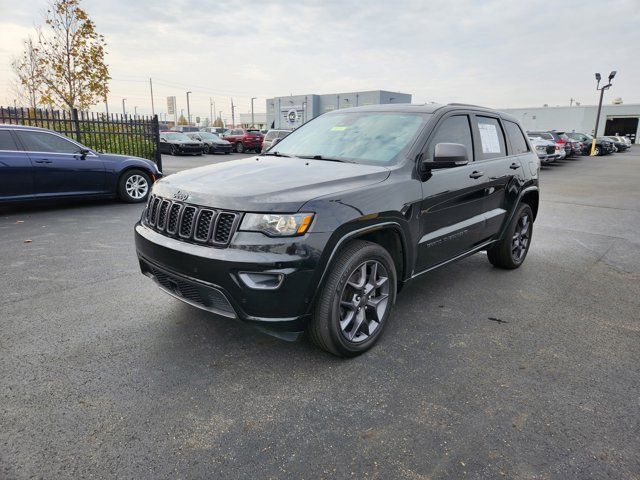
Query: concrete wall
[[266, 90, 412, 130], [499, 104, 640, 142]]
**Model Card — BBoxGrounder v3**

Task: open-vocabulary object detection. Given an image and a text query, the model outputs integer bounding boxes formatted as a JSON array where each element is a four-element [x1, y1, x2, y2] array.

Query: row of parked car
[[159, 127, 292, 156], [527, 130, 632, 164]]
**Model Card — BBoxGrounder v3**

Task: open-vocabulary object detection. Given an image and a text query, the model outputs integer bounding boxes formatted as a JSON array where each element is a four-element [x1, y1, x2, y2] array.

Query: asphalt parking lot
[[2, 150, 639, 479]]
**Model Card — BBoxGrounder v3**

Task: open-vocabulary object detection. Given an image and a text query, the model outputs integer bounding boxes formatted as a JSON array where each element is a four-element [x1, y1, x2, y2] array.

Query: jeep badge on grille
[[172, 190, 189, 201]]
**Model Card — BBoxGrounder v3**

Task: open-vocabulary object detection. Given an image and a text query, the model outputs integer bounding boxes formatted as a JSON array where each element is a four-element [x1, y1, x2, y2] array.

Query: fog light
[[238, 272, 284, 290]]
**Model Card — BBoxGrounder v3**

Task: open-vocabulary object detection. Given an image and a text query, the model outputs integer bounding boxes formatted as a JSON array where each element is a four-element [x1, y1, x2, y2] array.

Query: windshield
[[269, 112, 431, 165], [198, 132, 219, 140], [165, 133, 191, 141]]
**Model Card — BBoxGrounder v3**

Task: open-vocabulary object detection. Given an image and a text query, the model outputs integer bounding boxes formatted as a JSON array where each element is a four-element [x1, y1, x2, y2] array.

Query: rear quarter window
[[504, 121, 529, 154]]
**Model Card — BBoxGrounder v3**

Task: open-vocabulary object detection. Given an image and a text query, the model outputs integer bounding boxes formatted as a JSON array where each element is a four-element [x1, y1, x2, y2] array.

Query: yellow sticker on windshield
[[331, 126, 347, 131]]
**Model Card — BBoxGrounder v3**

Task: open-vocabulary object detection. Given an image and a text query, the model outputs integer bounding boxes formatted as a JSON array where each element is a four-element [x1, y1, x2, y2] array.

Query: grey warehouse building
[[266, 90, 412, 130], [500, 103, 640, 143]]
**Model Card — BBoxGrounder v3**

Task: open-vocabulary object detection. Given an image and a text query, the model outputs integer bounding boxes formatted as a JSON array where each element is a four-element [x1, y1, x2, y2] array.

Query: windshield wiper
[[262, 151, 292, 158], [298, 155, 354, 163]]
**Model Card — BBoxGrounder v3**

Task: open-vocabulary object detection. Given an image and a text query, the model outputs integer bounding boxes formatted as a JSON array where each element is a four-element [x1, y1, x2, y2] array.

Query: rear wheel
[[594, 146, 601, 156], [170, 145, 178, 156], [203, 144, 210, 154], [235, 142, 244, 153], [118, 169, 150, 203], [308, 240, 396, 357], [487, 204, 533, 269]]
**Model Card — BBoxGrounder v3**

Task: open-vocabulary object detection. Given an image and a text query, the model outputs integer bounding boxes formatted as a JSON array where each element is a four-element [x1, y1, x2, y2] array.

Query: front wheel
[[308, 240, 397, 357], [594, 146, 601, 156], [170, 145, 178, 156], [118, 169, 151, 203], [487, 204, 533, 269]]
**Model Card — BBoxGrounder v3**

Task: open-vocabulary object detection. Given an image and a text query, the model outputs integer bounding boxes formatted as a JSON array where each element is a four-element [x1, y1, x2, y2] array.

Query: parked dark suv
[[135, 104, 539, 356]]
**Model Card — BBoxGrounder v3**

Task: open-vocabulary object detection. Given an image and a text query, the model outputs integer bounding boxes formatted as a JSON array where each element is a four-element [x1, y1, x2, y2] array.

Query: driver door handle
[[469, 171, 484, 179], [34, 159, 52, 164], [510, 163, 521, 169]]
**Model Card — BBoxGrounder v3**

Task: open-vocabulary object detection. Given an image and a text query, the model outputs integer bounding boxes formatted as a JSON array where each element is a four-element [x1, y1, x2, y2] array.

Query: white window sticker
[[478, 122, 501, 153]]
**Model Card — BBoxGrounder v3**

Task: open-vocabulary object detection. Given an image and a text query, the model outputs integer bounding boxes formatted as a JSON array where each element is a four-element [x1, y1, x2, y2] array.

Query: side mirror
[[422, 143, 469, 170], [77, 148, 91, 158], [270, 137, 282, 148]]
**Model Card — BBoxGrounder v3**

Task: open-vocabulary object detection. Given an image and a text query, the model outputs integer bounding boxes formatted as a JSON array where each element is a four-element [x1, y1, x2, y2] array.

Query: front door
[[15, 130, 106, 196], [415, 114, 487, 272]]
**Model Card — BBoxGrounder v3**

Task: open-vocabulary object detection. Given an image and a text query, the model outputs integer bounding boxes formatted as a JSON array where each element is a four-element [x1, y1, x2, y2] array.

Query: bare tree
[[11, 37, 43, 110]]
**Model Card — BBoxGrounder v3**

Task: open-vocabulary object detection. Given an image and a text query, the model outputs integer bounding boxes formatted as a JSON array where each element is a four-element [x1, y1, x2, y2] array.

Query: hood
[[165, 138, 201, 144], [152, 156, 390, 212]]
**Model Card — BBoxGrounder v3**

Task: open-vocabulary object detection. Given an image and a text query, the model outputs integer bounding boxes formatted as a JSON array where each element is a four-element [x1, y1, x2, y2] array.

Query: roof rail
[[447, 103, 489, 109]]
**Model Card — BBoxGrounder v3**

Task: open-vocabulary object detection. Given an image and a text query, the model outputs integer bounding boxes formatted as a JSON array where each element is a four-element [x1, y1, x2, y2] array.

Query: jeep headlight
[[240, 213, 314, 237]]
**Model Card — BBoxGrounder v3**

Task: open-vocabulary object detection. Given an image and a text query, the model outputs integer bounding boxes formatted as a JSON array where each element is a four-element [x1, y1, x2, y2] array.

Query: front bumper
[[211, 143, 232, 153], [135, 222, 330, 336]]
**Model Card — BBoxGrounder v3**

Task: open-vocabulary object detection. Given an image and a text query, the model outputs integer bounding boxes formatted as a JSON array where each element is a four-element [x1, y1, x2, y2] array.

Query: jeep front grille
[[144, 195, 239, 247]]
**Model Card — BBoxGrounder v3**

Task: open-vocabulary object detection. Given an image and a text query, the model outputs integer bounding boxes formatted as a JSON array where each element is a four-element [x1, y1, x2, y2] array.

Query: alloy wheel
[[338, 260, 390, 343], [511, 213, 531, 263], [125, 174, 148, 200]]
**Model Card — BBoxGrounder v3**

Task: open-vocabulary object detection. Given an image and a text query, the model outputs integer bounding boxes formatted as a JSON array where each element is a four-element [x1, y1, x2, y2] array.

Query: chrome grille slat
[[144, 197, 238, 248]]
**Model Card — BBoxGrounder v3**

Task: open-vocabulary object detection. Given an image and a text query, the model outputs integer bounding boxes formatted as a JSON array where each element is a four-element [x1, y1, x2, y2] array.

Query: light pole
[[134, 106, 138, 116], [186, 91, 192, 125], [251, 97, 256, 127], [122, 98, 126, 116], [590, 71, 616, 155]]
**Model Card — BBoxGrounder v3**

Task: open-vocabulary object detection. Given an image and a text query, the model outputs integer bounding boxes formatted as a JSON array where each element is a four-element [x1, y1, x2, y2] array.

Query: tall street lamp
[[186, 91, 192, 125], [251, 97, 256, 127], [122, 98, 126, 116], [590, 70, 616, 155]]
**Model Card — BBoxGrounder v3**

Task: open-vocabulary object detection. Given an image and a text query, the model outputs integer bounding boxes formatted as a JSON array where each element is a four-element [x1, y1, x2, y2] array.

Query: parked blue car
[[0, 124, 162, 204]]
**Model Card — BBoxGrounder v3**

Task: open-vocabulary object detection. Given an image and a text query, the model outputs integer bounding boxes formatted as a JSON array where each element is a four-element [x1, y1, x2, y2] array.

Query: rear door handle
[[469, 171, 484, 179], [34, 159, 52, 164], [510, 163, 521, 170]]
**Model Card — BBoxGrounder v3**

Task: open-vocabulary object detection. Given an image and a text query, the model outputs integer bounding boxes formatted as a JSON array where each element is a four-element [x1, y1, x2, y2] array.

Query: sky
[[1, 0, 639, 123]]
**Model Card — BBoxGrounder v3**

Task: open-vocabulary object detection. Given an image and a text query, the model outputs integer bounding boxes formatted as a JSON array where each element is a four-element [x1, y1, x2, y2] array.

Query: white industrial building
[[238, 112, 267, 129], [500, 103, 640, 143]]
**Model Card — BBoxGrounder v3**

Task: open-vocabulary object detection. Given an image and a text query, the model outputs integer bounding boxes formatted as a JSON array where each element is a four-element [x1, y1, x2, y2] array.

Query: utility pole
[[186, 91, 192, 125], [231, 98, 235, 127], [590, 71, 617, 155], [105, 96, 109, 117], [210, 97, 213, 128], [149, 78, 155, 116], [134, 106, 138, 116], [251, 97, 256, 127], [122, 98, 126, 116]]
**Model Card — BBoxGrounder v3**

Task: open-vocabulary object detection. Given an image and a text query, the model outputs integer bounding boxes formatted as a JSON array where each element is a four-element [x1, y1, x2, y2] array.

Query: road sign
[[167, 96, 176, 115]]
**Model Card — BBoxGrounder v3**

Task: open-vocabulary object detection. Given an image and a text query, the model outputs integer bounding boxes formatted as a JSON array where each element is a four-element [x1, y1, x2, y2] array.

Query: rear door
[[15, 130, 107, 196], [469, 115, 521, 242], [0, 129, 34, 200], [415, 113, 488, 271]]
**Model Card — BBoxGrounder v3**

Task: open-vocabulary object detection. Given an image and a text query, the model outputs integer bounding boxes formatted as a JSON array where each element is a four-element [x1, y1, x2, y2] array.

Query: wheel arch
[[519, 188, 539, 220], [315, 222, 410, 303]]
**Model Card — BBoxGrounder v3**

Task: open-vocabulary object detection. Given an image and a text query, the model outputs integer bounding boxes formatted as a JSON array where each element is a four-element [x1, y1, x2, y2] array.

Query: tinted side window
[[429, 115, 473, 161], [16, 131, 79, 154], [0, 130, 18, 150], [475, 116, 506, 160], [504, 121, 529, 154]]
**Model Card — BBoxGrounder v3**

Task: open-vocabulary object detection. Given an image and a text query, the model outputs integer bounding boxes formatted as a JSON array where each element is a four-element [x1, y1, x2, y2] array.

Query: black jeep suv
[[135, 103, 539, 356]]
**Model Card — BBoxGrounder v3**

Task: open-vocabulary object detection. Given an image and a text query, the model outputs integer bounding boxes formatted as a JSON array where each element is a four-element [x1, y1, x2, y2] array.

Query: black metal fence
[[0, 107, 162, 170]]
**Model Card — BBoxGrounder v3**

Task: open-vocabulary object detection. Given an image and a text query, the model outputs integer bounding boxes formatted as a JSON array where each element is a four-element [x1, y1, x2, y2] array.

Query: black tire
[[170, 145, 179, 156], [308, 240, 397, 357], [118, 169, 151, 203], [487, 204, 533, 269], [235, 142, 244, 153], [594, 146, 601, 156], [225, 151, 231, 155], [203, 144, 210, 154]]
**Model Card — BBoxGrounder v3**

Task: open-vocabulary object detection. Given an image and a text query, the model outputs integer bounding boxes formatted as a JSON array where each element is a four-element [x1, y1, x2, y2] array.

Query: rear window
[[504, 121, 529, 155], [0, 130, 17, 150], [530, 132, 552, 140], [264, 131, 277, 140], [246, 130, 261, 135]]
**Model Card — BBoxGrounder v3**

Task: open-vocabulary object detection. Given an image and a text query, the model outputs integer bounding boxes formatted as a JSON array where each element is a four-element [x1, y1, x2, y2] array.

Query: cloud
[[1, 0, 639, 118]]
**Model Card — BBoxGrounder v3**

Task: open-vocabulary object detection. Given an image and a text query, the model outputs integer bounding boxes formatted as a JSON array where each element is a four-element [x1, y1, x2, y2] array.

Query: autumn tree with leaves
[[14, 0, 111, 111]]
